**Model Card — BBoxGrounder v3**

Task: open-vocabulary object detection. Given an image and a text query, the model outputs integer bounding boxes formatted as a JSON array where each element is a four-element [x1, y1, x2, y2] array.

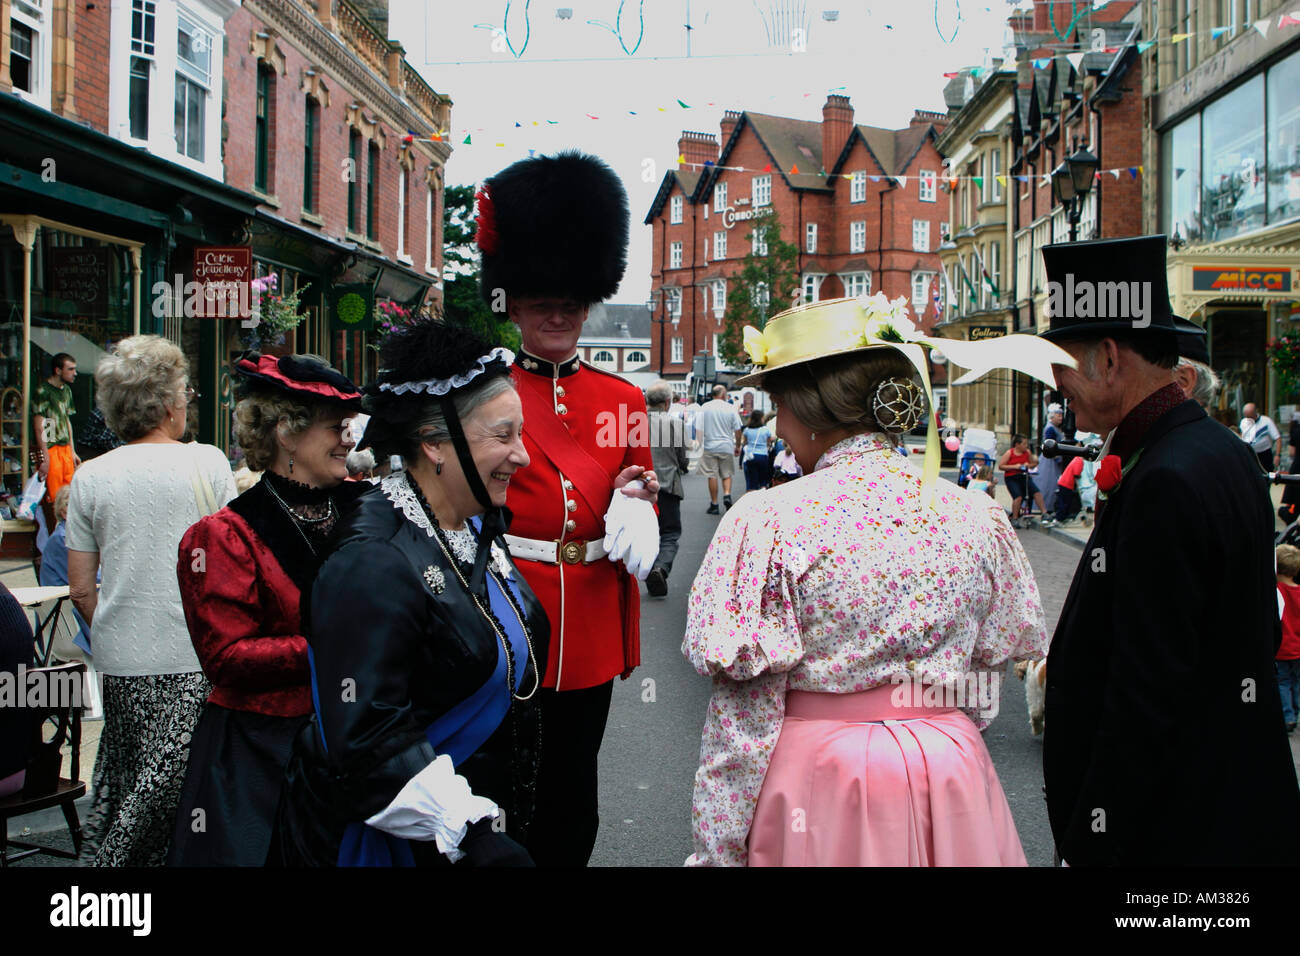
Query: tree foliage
[[718, 209, 803, 367], [441, 183, 521, 351]]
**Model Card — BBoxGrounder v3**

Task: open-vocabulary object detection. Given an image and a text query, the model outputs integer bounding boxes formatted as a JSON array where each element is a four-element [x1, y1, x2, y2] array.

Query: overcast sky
[[393, 0, 1023, 302]]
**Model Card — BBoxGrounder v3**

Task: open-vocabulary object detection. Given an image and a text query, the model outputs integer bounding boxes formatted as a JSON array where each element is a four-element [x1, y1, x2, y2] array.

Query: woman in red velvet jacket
[[167, 353, 365, 866]]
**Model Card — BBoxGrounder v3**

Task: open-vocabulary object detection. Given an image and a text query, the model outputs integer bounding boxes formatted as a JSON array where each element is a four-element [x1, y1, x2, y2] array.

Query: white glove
[[603, 480, 660, 580], [364, 753, 499, 862]]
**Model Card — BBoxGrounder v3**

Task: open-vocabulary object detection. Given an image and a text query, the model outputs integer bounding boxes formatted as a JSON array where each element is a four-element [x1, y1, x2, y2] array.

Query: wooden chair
[[0, 661, 86, 865]]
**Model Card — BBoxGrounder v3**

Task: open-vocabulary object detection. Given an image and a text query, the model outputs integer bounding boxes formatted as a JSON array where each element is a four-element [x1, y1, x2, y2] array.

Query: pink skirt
[[747, 686, 1027, 866]]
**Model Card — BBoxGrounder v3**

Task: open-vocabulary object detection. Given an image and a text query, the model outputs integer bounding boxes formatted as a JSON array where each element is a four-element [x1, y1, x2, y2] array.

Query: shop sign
[[192, 246, 252, 318], [969, 325, 1006, 340], [330, 284, 375, 332], [49, 247, 109, 315], [1191, 265, 1293, 292]]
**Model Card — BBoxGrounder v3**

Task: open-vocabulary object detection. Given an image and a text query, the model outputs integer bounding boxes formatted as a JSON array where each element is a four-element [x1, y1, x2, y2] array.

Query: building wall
[[223, 5, 442, 271], [71, 0, 110, 129]]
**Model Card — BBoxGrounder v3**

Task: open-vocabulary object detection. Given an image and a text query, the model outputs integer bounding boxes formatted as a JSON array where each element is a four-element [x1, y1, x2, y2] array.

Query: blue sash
[[323, 522, 529, 867]]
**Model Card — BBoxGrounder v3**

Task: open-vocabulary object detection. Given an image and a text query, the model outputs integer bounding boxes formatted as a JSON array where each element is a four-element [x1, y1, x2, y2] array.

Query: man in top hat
[[1171, 316, 1221, 411], [477, 151, 659, 867], [1039, 235, 1300, 865]]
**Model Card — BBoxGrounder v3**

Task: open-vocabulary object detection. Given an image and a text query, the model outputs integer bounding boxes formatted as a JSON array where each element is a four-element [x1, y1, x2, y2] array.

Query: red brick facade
[[646, 96, 949, 378]]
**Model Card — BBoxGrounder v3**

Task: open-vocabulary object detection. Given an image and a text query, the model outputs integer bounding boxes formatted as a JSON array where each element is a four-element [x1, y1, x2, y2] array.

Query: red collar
[[1110, 382, 1187, 463]]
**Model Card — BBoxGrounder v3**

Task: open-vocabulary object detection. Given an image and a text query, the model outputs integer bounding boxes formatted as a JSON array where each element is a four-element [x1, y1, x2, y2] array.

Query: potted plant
[[243, 274, 310, 350]]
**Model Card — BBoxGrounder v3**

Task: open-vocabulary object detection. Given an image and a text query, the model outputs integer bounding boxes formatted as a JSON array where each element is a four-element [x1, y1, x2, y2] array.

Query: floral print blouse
[[682, 432, 1048, 866]]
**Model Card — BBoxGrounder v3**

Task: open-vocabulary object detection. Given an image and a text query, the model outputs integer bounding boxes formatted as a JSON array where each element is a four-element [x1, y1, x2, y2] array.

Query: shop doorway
[[1209, 308, 1266, 428]]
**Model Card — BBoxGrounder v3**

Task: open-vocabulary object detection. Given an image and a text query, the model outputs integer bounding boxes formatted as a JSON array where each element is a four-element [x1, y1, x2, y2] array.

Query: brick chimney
[[911, 108, 947, 131], [822, 94, 854, 170], [678, 130, 718, 169], [719, 110, 741, 147], [1033, 0, 1071, 36]]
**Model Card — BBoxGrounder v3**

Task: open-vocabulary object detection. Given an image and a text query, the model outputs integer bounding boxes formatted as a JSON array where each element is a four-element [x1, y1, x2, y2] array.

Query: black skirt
[[168, 703, 310, 867]]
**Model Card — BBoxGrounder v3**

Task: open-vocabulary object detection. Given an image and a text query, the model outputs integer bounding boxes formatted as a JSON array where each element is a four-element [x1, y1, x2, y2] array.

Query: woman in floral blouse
[[684, 296, 1058, 866]]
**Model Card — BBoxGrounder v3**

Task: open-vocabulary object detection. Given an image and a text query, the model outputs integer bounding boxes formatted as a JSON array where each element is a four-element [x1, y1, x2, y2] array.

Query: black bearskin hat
[[476, 151, 629, 306], [357, 319, 509, 457]]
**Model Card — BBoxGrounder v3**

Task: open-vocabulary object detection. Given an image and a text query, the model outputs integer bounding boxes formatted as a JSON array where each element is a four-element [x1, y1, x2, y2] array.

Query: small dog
[[1014, 659, 1047, 736]]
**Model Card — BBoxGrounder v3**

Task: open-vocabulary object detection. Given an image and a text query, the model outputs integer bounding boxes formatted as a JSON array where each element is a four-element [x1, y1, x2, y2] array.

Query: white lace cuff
[[375, 347, 515, 396], [363, 753, 500, 862]]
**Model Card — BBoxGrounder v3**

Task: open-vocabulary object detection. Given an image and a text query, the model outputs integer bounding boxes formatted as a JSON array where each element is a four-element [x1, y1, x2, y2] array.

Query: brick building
[[935, 0, 1143, 440], [0, 0, 450, 490], [218, 0, 449, 450], [644, 95, 950, 402]]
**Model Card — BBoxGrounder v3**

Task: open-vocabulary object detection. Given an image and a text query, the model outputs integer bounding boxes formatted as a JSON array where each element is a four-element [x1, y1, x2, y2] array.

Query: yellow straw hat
[[736, 293, 1076, 503]]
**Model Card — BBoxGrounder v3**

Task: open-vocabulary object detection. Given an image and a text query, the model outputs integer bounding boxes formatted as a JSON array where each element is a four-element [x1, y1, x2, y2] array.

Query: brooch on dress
[[423, 565, 446, 594]]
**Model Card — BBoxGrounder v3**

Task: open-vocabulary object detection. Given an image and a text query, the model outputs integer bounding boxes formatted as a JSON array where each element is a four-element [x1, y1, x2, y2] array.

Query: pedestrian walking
[[1038, 404, 1065, 512], [1241, 401, 1282, 472], [32, 352, 81, 523], [695, 384, 743, 513], [1040, 235, 1300, 865], [740, 410, 773, 492], [645, 381, 688, 598], [168, 353, 365, 866], [66, 335, 236, 866], [482, 151, 659, 867], [684, 295, 1056, 866], [275, 321, 544, 867]]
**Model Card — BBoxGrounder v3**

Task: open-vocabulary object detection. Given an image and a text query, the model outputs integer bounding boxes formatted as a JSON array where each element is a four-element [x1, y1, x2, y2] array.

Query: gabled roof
[[829, 122, 939, 179], [713, 112, 834, 194], [643, 168, 703, 224]]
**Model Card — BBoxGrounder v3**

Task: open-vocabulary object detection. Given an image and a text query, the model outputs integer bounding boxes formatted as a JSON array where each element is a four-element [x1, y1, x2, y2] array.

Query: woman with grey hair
[[168, 352, 363, 866], [276, 321, 547, 867], [66, 334, 236, 865]]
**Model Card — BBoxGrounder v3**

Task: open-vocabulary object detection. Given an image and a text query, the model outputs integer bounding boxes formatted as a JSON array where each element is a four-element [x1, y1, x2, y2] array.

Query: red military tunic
[[509, 352, 653, 690]]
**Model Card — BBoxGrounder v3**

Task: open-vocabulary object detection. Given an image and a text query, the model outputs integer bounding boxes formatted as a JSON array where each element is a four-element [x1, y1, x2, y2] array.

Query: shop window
[[1267, 50, 1300, 227], [1161, 115, 1202, 242], [1202, 74, 1265, 242]]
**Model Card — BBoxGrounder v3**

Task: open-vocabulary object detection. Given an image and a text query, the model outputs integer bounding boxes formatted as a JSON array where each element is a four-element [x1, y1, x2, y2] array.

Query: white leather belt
[[505, 534, 608, 566]]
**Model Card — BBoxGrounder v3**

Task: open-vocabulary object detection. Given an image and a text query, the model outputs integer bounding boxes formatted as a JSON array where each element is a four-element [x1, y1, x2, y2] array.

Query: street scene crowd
[[2, 152, 1298, 870]]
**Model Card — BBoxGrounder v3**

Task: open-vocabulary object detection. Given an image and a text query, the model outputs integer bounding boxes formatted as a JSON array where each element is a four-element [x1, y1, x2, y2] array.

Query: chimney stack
[[910, 108, 947, 130], [719, 110, 741, 148], [677, 130, 719, 170], [822, 94, 854, 171]]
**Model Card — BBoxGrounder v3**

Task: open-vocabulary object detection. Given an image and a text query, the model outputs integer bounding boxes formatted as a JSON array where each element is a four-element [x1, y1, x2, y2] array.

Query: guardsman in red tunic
[[477, 151, 660, 867]]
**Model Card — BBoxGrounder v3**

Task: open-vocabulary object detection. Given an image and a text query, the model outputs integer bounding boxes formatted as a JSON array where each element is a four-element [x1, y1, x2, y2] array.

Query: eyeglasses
[[183, 387, 200, 401]]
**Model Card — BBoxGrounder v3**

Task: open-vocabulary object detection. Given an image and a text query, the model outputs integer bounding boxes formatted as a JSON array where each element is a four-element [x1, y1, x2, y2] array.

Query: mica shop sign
[[193, 246, 252, 318], [49, 247, 109, 315], [1191, 266, 1293, 292]]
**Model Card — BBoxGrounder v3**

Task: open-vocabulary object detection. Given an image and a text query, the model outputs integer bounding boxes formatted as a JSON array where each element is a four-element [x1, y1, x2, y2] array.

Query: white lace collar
[[380, 472, 513, 579]]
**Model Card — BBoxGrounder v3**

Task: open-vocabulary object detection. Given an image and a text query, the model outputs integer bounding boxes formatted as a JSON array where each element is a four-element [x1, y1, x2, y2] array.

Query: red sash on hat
[[511, 368, 615, 514]]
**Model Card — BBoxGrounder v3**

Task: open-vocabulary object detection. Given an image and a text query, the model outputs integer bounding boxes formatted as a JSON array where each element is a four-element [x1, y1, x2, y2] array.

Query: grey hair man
[[643, 381, 689, 596], [1172, 357, 1221, 411]]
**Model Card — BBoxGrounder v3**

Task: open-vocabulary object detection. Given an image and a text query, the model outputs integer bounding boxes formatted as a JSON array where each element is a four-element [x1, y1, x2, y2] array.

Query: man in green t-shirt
[[32, 352, 80, 505]]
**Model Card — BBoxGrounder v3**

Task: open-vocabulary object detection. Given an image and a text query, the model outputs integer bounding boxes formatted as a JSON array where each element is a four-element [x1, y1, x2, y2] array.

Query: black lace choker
[[264, 470, 337, 506]]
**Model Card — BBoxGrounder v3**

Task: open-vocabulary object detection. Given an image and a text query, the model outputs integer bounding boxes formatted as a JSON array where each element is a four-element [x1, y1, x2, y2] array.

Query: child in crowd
[[1276, 544, 1300, 733], [966, 465, 995, 498]]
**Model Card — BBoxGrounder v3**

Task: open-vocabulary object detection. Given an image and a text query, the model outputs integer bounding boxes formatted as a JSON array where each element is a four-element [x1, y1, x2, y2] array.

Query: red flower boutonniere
[[1095, 454, 1123, 494]]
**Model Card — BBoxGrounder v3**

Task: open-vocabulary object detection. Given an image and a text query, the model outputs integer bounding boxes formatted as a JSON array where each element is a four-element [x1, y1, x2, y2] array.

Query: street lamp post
[[646, 294, 663, 375], [1051, 147, 1100, 242]]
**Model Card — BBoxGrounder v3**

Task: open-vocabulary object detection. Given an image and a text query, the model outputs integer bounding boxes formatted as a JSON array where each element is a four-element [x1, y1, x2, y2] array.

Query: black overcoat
[[1044, 399, 1300, 865]]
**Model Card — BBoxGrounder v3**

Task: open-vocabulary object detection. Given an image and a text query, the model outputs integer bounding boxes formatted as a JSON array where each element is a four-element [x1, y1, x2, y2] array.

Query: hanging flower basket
[[1268, 334, 1300, 399], [242, 274, 310, 350]]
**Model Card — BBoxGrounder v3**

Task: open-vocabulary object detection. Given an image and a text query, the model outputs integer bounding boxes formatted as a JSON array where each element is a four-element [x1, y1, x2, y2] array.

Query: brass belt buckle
[[560, 540, 585, 565]]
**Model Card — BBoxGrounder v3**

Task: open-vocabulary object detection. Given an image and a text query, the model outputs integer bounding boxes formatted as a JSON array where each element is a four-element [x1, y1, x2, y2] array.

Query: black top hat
[[1173, 315, 1210, 365], [476, 151, 629, 306], [1038, 235, 1178, 343]]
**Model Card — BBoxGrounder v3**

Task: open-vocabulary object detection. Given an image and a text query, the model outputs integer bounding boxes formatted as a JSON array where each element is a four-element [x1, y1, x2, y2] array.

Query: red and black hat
[[476, 150, 629, 306], [233, 352, 362, 410]]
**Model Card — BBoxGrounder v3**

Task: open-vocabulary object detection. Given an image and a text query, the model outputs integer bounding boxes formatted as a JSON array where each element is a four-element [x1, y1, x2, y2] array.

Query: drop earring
[[810, 432, 816, 441], [436, 460, 443, 475], [289, 455, 294, 475]]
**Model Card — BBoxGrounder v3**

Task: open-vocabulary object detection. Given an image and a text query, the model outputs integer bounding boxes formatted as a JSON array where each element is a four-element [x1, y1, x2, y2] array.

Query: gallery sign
[[969, 325, 1006, 340]]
